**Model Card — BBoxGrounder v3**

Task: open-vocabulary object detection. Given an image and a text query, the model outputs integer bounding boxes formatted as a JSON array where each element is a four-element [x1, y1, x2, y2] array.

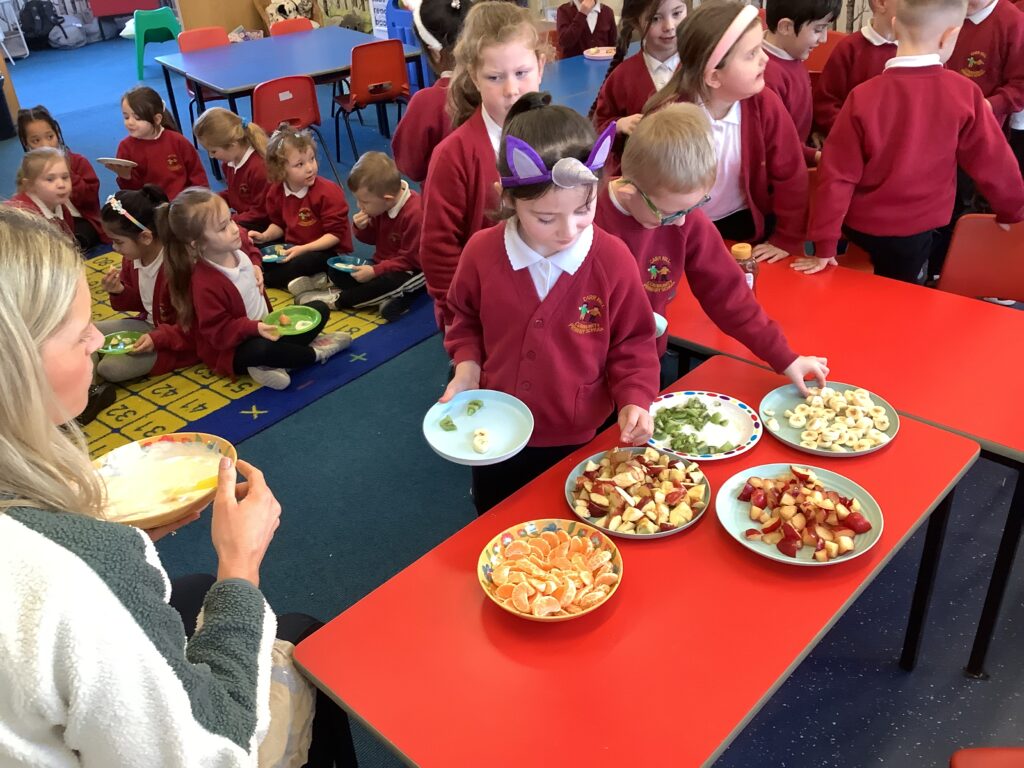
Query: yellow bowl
[[478, 518, 623, 622], [92, 432, 237, 530]]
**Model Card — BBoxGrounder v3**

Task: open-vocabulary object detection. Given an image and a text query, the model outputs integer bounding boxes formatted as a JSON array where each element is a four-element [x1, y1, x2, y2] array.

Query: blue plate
[[422, 389, 534, 466], [260, 243, 293, 264], [328, 255, 373, 272]]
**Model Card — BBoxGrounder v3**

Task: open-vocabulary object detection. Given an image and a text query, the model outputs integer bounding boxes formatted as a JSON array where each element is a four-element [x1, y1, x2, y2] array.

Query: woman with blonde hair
[[0, 207, 356, 766]]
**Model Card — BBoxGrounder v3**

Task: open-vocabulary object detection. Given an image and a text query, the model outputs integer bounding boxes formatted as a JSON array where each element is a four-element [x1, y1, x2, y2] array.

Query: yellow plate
[[92, 432, 237, 530]]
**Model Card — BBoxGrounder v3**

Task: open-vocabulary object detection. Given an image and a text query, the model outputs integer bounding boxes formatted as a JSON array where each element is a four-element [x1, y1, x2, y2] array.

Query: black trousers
[[232, 301, 330, 374], [843, 225, 935, 285], [327, 269, 423, 309], [712, 209, 779, 247], [1011, 128, 1024, 179], [170, 574, 359, 768], [73, 216, 102, 251], [471, 443, 585, 515], [263, 249, 335, 290]]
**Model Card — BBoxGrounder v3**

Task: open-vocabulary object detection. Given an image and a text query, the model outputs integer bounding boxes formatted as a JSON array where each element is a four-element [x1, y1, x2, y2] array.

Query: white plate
[[653, 312, 667, 338], [96, 157, 138, 168], [422, 389, 534, 466], [564, 447, 710, 539], [583, 46, 616, 60], [759, 382, 899, 458], [648, 390, 762, 462], [715, 463, 884, 566]]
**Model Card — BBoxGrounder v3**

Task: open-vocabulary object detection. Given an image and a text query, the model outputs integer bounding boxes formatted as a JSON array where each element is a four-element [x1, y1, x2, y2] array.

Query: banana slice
[[472, 428, 491, 454]]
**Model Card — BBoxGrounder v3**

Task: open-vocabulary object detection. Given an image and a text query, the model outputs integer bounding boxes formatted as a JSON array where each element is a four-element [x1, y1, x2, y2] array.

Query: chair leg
[[188, 98, 197, 147], [334, 110, 341, 163], [311, 126, 343, 185], [345, 114, 358, 160], [136, 40, 145, 80]]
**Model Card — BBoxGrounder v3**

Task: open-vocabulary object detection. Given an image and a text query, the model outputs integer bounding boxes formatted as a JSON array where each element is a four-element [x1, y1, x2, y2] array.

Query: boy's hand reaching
[[101, 266, 124, 294], [351, 265, 375, 283], [440, 361, 481, 403], [752, 243, 789, 263], [618, 404, 653, 446], [353, 210, 371, 229], [783, 356, 830, 396], [791, 256, 837, 274]]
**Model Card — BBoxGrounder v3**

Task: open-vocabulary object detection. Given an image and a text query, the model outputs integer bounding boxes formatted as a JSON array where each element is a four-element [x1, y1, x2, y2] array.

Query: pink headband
[[704, 4, 759, 79]]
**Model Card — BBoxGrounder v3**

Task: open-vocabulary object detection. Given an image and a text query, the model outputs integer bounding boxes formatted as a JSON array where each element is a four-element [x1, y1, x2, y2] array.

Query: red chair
[[269, 17, 314, 35], [252, 75, 342, 183], [333, 39, 410, 161], [177, 27, 231, 138], [937, 214, 1024, 303], [951, 747, 1024, 767]]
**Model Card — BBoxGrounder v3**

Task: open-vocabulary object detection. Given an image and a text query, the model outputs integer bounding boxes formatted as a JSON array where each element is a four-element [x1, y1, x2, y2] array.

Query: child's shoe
[[297, 289, 340, 306], [247, 366, 291, 390], [287, 273, 331, 296], [379, 293, 415, 321], [311, 332, 352, 363]]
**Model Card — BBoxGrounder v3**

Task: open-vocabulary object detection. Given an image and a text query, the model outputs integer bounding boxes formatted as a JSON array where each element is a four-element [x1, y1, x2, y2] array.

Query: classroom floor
[[3, 37, 1022, 768]]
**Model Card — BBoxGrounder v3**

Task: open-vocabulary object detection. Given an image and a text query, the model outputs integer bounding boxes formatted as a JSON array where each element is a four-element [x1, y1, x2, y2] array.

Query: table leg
[[964, 469, 1024, 678], [228, 94, 238, 114], [162, 66, 181, 129], [899, 487, 955, 671], [415, 56, 425, 90]]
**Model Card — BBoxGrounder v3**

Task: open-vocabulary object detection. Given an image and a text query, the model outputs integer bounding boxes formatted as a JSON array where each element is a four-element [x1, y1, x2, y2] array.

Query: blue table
[[540, 43, 639, 116], [154, 26, 423, 128]]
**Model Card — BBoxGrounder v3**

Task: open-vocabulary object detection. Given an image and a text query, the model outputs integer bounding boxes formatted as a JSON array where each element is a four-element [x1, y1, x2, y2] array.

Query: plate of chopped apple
[[715, 464, 883, 565]]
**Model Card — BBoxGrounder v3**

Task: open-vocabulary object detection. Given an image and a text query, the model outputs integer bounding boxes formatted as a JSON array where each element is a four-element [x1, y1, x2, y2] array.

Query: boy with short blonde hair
[[594, 105, 828, 392], [801, 0, 1024, 282], [812, 0, 899, 135]]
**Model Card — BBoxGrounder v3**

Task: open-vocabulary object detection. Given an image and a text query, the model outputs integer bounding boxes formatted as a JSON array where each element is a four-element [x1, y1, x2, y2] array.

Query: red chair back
[[804, 30, 846, 73], [252, 75, 323, 132], [270, 17, 314, 35], [951, 747, 1024, 768], [937, 214, 1024, 302], [177, 26, 230, 53], [349, 39, 410, 107]]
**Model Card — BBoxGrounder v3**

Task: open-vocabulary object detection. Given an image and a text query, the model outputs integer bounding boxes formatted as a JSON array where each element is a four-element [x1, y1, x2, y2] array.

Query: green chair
[[134, 7, 182, 80]]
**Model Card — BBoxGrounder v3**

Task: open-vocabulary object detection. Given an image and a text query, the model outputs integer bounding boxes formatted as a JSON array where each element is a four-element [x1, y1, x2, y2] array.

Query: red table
[[665, 262, 1024, 676], [295, 357, 979, 767]]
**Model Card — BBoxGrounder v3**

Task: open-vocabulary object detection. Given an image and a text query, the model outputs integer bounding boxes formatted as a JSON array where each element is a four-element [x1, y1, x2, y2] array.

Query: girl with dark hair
[[440, 92, 659, 514]]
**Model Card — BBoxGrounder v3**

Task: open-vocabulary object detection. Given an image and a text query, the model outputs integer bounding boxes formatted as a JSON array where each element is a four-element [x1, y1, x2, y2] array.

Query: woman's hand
[[146, 509, 201, 542], [101, 266, 124, 294], [440, 361, 481, 403], [618, 404, 653, 445], [783, 355, 829, 396], [130, 333, 154, 354], [617, 114, 642, 135], [752, 243, 790, 263], [257, 322, 281, 341], [211, 458, 282, 587]]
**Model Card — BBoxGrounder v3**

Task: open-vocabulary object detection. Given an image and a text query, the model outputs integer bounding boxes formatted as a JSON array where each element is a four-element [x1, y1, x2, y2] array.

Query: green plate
[[264, 305, 321, 336], [759, 382, 899, 458], [99, 330, 143, 355]]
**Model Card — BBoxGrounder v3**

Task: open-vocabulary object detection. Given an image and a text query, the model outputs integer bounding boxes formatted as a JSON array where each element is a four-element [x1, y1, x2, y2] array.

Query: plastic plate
[[263, 305, 321, 336], [99, 330, 144, 355], [422, 389, 534, 466], [648, 390, 762, 462]]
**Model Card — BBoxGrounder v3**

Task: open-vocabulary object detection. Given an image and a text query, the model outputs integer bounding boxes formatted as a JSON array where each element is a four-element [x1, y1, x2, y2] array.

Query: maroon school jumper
[[115, 129, 209, 200], [391, 76, 452, 184]]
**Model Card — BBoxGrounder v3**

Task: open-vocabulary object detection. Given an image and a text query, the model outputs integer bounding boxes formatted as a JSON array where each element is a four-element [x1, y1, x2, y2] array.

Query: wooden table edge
[[700, 439, 981, 768]]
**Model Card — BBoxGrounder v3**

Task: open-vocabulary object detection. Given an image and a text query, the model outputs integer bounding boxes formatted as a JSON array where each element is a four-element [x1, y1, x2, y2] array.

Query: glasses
[[625, 181, 711, 226]]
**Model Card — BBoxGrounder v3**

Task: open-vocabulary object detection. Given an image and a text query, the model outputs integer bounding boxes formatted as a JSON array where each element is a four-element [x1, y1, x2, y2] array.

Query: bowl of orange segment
[[478, 519, 623, 621]]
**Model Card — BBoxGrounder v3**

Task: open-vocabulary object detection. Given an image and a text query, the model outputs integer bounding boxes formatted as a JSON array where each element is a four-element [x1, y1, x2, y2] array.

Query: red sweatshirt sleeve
[[443, 240, 485, 367], [265, 184, 285, 231], [148, 322, 192, 352], [958, 87, 1024, 222], [354, 217, 378, 247], [806, 101, 864, 260], [179, 135, 210, 189], [115, 137, 145, 191], [761, 92, 810, 254], [813, 44, 852, 134], [318, 183, 353, 253], [557, 3, 592, 58], [987, 18, 1024, 120], [193, 281, 261, 352], [69, 154, 101, 212], [108, 258, 144, 314], [683, 213, 798, 372], [375, 209, 422, 275]]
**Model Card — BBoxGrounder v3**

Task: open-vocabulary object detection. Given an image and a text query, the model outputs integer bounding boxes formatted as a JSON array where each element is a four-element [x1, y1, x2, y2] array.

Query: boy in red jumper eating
[[813, 0, 899, 136], [289, 152, 425, 321], [442, 94, 659, 515], [798, 0, 1024, 283], [762, 0, 841, 165], [594, 104, 829, 391]]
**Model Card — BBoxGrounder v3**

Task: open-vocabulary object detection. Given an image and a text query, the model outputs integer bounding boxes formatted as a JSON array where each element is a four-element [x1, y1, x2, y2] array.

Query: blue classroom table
[[154, 26, 423, 127]]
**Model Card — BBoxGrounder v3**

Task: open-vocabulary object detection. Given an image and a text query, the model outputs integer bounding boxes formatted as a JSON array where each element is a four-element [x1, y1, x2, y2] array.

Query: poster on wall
[[371, 0, 389, 37]]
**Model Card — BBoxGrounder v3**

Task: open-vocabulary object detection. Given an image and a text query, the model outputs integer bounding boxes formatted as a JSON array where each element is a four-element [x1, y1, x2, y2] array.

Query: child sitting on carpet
[[248, 126, 353, 292], [194, 107, 272, 232], [441, 92, 659, 514], [288, 152, 425, 321], [159, 187, 352, 391], [105, 86, 209, 200], [17, 105, 107, 249], [7, 148, 98, 249], [95, 185, 199, 383]]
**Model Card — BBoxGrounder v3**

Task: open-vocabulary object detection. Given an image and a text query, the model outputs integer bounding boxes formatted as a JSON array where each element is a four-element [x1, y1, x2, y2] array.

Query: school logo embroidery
[[239, 183, 250, 196], [166, 154, 181, 170], [389, 232, 401, 246], [570, 294, 606, 335], [297, 207, 317, 227], [645, 255, 675, 293], [961, 50, 987, 79]]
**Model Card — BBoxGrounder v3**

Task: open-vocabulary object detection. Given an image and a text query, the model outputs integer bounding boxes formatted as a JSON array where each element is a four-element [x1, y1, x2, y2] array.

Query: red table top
[[294, 357, 979, 768], [664, 263, 1024, 459]]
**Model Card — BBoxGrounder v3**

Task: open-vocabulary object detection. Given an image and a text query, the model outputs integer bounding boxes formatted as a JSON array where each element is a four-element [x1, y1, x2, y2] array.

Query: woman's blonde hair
[[0, 206, 104, 517], [621, 104, 718, 194], [644, 0, 760, 114], [446, 1, 550, 129], [16, 147, 68, 192], [154, 187, 225, 331], [193, 107, 269, 159], [265, 124, 317, 183]]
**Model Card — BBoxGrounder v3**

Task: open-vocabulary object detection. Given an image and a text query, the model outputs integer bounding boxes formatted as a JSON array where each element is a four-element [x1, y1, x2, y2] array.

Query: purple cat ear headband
[[500, 122, 616, 189]]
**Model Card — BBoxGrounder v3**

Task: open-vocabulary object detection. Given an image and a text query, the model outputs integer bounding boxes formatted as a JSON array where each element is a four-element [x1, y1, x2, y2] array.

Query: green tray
[[264, 305, 321, 336], [99, 330, 143, 355]]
